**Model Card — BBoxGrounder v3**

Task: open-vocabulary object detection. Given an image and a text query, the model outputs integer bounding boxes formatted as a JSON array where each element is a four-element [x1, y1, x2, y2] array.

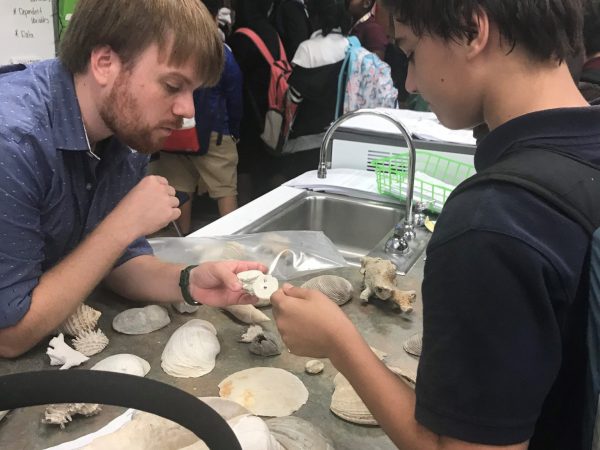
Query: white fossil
[[91, 354, 151, 377], [72, 329, 109, 357], [305, 360, 325, 374], [112, 305, 171, 335], [219, 367, 308, 417], [42, 403, 102, 429], [172, 302, 200, 314], [222, 304, 270, 324], [266, 416, 336, 450], [237, 270, 278, 305], [47, 333, 89, 370], [161, 319, 220, 378], [301, 275, 354, 305], [359, 257, 416, 313], [239, 325, 264, 343], [57, 304, 101, 336]]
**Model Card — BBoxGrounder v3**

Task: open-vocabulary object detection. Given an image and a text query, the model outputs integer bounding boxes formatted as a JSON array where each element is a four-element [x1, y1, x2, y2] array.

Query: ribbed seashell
[[161, 319, 220, 378], [57, 304, 101, 336], [266, 416, 336, 450], [301, 275, 354, 305], [91, 354, 151, 377], [403, 333, 422, 357], [72, 329, 109, 357], [330, 366, 409, 425], [42, 403, 102, 429], [112, 305, 170, 335]]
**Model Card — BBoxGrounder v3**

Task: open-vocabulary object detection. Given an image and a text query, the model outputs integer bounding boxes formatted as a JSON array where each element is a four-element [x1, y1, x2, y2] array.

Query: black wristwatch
[[179, 265, 200, 305]]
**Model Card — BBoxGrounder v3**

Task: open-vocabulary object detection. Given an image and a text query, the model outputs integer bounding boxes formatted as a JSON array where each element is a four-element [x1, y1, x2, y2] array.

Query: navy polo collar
[[475, 106, 600, 172]]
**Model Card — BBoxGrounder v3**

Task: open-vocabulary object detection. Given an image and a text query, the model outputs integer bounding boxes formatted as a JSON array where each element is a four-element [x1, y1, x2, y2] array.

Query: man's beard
[[99, 71, 180, 154]]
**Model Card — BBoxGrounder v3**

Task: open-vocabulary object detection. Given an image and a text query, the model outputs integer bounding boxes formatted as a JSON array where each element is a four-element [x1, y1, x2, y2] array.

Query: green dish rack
[[373, 150, 475, 212]]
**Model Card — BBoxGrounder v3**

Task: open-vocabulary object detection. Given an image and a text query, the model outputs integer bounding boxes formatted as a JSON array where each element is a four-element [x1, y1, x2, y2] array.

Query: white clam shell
[[266, 416, 335, 450], [161, 319, 220, 378], [301, 275, 354, 305], [403, 333, 423, 357], [219, 367, 308, 417], [72, 329, 109, 357], [91, 354, 151, 377], [112, 305, 171, 335], [57, 304, 101, 336]]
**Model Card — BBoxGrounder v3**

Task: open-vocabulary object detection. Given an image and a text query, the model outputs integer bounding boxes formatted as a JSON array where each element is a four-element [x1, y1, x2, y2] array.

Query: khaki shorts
[[150, 132, 238, 198]]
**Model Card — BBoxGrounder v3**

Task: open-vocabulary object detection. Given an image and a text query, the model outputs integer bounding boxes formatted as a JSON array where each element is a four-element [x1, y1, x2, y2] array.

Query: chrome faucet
[[317, 109, 417, 257]]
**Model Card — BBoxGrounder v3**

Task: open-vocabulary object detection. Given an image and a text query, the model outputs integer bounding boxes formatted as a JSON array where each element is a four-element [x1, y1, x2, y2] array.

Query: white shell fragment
[[42, 403, 102, 429], [161, 319, 220, 378], [403, 333, 423, 357], [57, 304, 101, 336], [330, 366, 411, 425], [301, 275, 354, 305], [47, 334, 89, 370], [237, 270, 278, 304], [219, 367, 308, 417], [305, 360, 325, 375], [91, 354, 151, 377], [239, 325, 264, 343], [112, 305, 171, 335], [172, 302, 200, 314], [266, 416, 336, 450], [72, 329, 109, 357], [223, 305, 270, 324]]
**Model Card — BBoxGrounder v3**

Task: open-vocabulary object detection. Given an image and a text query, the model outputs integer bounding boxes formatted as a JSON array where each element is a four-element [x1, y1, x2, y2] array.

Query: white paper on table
[[44, 409, 135, 450]]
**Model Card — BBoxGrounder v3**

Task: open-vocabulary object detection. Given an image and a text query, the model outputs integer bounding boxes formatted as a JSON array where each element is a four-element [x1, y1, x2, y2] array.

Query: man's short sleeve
[[416, 230, 562, 445], [115, 236, 153, 267]]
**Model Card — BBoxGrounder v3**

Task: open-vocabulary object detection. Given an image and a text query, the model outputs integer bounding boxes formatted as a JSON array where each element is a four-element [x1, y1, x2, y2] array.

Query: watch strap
[[179, 265, 200, 305]]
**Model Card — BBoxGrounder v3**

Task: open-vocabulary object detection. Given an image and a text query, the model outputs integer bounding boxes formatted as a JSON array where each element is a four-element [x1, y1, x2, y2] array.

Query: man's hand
[[108, 175, 181, 242], [271, 284, 359, 358], [188, 261, 268, 307]]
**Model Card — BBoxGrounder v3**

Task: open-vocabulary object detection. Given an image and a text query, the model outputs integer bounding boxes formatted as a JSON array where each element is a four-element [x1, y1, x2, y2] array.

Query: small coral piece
[[42, 403, 102, 429], [72, 329, 109, 357], [47, 334, 89, 370], [359, 257, 416, 313]]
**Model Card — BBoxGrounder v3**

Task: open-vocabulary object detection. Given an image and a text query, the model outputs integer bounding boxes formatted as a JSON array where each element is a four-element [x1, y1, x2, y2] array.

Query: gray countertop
[[0, 260, 425, 450]]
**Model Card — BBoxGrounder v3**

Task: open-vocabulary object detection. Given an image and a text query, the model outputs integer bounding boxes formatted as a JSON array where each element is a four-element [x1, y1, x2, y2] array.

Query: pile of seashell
[[58, 304, 109, 357]]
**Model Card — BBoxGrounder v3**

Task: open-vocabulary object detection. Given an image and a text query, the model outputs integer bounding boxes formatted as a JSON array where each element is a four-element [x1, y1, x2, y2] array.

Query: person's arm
[[104, 257, 268, 307], [0, 175, 180, 358], [272, 285, 528, 450]]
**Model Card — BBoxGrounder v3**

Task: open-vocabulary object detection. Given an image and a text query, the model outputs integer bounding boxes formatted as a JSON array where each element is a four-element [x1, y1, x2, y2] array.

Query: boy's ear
[[88, 45, 120, 87], [465, 7, 490, 60]]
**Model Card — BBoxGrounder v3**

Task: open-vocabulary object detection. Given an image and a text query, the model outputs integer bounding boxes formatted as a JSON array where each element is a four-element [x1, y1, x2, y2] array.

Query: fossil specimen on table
[[359, 257, 416, 313], [42, 403, 101, 429], [249, 331, 281, 357], [112, 305, 171, 335], [172, 301, 200, 314], [57, 304, 101, 336], [266, 416, 335, 450], [91, 354, 150, 377], [239, 324, 264, 343], [301, 275, 354, 305], [222, 304, 270, 324], [47, 333, 89, 370], [72, 329, 109, 357], [161, 319, 220, 378], [305, 360, 325, 374], [237, 270, 278, 306], [403, 332, 423, 357]]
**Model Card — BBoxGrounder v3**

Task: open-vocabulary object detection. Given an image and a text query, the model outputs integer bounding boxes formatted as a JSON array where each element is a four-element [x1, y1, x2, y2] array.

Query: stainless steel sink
[[236, 191, 404, 266]]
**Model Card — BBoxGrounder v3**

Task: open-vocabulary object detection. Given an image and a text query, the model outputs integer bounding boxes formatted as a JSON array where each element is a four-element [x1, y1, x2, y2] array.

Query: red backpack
[[236, 28, 297, 155]]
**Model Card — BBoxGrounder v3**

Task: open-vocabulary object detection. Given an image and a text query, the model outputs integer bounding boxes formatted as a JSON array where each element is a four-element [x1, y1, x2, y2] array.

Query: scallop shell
[[91, 353, 151, 377], [42, 403, 102, 429], [305, 360, 325, 374], [403, 333, 423, 357], [161, 319, 220, 378], [57, 304, 101, 336], [112, 305, 171, 335], [301, 275, 354, 305], [266, 416, 336, 450], [72, 329, 109, 357], [330, 366, 409, 425]]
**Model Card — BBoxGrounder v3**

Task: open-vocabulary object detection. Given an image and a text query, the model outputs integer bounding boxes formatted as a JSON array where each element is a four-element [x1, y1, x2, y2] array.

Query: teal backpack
[[448, 147, 600, 449]]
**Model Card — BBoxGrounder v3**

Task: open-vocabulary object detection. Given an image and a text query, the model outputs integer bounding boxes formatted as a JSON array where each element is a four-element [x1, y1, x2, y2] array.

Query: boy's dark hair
[[584, 1, 600, 56], [382, 0, 584, 62], [202, 0, 222, 17], [314, 0, 352, 36]]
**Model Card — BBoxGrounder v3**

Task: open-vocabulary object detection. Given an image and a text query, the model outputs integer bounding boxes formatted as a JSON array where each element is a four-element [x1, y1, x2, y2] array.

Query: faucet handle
[[385, 235, 410, 255]]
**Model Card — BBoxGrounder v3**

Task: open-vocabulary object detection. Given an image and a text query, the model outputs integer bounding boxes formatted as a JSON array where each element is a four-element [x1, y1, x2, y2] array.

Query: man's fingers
[[154, 175, 169, 185], [282, 284, 312, 299]]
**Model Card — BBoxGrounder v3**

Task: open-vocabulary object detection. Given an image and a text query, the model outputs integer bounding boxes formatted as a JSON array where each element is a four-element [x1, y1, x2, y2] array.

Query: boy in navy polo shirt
[[272, 1, 600, 449]]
